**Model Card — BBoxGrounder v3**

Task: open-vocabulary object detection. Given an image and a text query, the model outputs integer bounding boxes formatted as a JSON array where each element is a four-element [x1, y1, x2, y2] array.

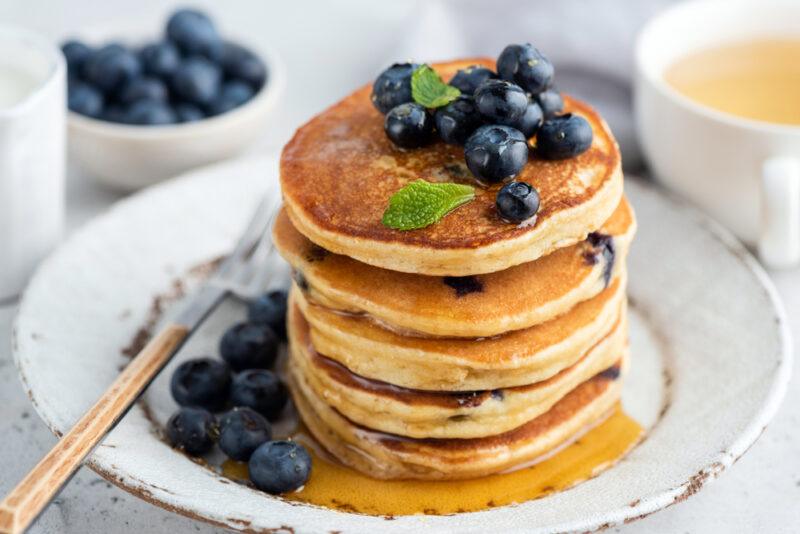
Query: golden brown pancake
[[288, 354, 626, 480], [290, 275, 626, 391], [290, 302, 626, 439], [274, 197, 635, 337], [280, 58, 623, 276]]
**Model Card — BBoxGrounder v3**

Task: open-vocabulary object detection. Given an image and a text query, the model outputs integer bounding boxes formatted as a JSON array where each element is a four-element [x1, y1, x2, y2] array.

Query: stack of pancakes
[[274, 59, 635, 481]]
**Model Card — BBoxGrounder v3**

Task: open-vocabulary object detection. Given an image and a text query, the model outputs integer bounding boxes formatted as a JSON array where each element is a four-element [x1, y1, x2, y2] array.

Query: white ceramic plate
[[13, 155, 791, 533]]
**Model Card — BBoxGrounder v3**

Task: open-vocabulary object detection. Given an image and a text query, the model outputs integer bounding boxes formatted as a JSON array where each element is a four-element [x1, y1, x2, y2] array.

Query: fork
[[0, 195, 282, 534]]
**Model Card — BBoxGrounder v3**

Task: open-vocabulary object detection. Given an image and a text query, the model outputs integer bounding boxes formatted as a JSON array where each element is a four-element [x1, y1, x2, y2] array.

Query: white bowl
[[67, 37, 285, 191]]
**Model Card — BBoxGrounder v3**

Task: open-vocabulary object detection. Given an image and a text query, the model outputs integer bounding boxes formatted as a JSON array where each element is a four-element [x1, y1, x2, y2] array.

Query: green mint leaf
[[411, 65, 461, 108], [382, 180, 475, 231]]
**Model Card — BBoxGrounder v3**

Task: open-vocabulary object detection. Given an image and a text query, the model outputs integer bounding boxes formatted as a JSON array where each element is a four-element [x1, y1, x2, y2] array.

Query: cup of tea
[[0, 27, 65, 300], [635, 0, 800, 268]]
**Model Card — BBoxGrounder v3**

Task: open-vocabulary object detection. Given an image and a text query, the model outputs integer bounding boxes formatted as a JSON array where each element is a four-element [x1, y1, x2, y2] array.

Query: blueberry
[[221, 42, 266, 90], [247, 290, 288, 340], [230, 369, 288, 420], [513, 100, 543, 138], [497, 43, 554, 95], [448, 65, 497, 95], [434, 96, 483, 145], [67, 82, 103, 118], [118, 76, 168, 105], [139, 41, 181, 78], [166, 407, 218, 455], [473, 79, 528, 126], [218, 407, 272, 461], [174, 102, 205, 122], [170, 357, 231, 411], [496, 181, 540, 223], [464, 125, 529, 183], [586, 232, 615, 287], [207, 80, 253, 116], [248, 441, 311, 494], [220, 323, 279, 371], [536, 113, 593, 160], [82, 44, 141, 93], [125, 99, 177, 125], [171, 57, 221, 105], [61, 40, 93, 76], [102, 105, 127, 123], [384, 102, 433, 148], [166, 9, 223, 61], [536, 89, 563, 119], [371, 62, 418, 114]]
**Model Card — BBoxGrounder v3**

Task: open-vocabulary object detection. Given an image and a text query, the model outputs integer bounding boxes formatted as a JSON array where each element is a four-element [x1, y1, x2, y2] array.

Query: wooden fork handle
[[0, 323, 189, 534]]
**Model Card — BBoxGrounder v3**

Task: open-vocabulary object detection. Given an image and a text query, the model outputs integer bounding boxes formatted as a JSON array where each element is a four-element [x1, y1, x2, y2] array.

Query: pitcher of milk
[[0, 27, 65, 301]]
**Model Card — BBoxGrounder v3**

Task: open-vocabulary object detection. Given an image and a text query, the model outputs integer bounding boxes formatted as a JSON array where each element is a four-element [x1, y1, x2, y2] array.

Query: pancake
[[280, 58, 623, 276], [290, 303, 626, 439], [288, 354, 626, 480], [274, 197, 635, 338], [290, 275, 626, 391]]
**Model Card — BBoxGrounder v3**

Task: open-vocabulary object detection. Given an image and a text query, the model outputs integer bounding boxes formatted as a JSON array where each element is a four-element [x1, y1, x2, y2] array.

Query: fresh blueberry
[[464, 125, 529, 183], [99, 42, 126, 55], [448, 65, 497, 95], [139, 41, 181, 78], [102, 105, 127, 123], [118, 76, 168, 105], [207, 80, 253, 115], [166, 8, 223, 61], [125, 99, 177, 125], [434, 96, 483, 145], [371, 62, 418, 114], [61, 40, 93, 76], [247, 290, 288, 340], [384, 102, 433, 148], [174, 102, 205, 122], [218, 407, 272, 461], [473, 79, 528, 126], [230, 369, 288, 420], [220, 42, 266, 90], [220, 323, 279, 371], [497, 43, 554, 95], [496, 181, 540, 223], [171, 57, 221, 105], [536, 113, 593, 160], [170, 357, 231, 411], [82, 44, 142, 93], [513, 100, 543, 138], [67, 82, 104, 118], [248, 440, 311, 494], [166, 407, 218, 455], [536, 89, 563, 119]]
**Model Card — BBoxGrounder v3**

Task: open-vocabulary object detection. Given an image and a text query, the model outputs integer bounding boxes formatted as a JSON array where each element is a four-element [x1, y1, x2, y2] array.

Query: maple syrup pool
[[219, 405, 643, 516]]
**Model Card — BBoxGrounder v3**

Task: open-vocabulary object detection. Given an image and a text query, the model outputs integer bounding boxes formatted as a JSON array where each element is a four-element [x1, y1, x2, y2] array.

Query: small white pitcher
[[0, 27, 65, 300]]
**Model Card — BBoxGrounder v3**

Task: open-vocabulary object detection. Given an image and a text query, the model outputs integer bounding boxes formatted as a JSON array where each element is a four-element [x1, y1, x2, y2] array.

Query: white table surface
[[1, 1, 799, 532]]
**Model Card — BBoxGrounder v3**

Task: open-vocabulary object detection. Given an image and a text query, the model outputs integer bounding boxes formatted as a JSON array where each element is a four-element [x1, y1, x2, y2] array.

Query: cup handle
[[759, 157, 800, 268]]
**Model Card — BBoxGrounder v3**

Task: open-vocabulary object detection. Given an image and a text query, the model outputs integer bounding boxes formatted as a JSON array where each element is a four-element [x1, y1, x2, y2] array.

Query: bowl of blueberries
[[63, 8, 285, 191]]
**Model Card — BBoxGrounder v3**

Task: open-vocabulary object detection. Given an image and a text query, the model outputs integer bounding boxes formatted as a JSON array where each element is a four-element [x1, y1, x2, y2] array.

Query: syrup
[[221, 405, 642, 516]]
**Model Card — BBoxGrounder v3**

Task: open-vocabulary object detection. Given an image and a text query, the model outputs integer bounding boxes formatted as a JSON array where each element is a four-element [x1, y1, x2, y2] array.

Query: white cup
[[635, 0, 800, 268], [0, 27, 65, 300]]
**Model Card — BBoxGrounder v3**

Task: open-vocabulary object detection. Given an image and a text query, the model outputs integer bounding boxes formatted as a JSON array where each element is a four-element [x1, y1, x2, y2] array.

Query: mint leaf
[[411, 65, 461, 108], [382, 180, 475, 231]]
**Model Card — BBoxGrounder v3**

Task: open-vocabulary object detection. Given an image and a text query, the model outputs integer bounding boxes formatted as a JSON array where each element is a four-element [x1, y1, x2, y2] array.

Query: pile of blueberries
[[166, 289, 312, 495], [372, 43, 593, 224], [62, 9, 266, 125]]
